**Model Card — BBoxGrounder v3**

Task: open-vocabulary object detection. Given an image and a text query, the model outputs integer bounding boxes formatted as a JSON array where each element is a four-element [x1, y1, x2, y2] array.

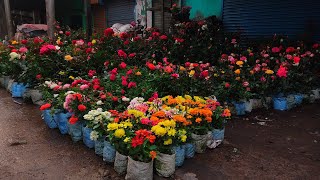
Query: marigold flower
[[114, 128, 125, 138], [195, 118, 202, 123], [150, 151, 157, 160], [236, 61, 244, 67], [234, 69, 241, 74], [65, 55, 73, 61], [164, 138, 173, 145], [265, 70, 274, 74]]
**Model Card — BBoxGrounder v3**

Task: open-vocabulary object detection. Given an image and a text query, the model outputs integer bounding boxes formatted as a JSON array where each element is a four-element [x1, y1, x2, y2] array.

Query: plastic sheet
[[155, 152, 175, 177]]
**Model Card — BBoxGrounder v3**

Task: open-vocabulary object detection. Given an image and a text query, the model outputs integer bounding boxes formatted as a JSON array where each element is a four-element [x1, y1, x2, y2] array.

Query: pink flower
[[141, 118, 151, 125], [240, 56, 247, 61], [276, 66, 288, 78], [80, 84, 89, 90], [242, 81, 249, 87], [286, 54, 293, 60], [119, 62, 127, 69], [171, 73, 179, 79], [75, 39, 84, 46], [63, 84, 70, 89], [128, 53, 136, 58], [19, 47, 28, 53], [293, 56, 300, 64], [260, 76, 266, 82], [225, 82, 230, 88], [272, 47, 280, 53], [110, 74, 116, 81], [160, 35, 168, 40]]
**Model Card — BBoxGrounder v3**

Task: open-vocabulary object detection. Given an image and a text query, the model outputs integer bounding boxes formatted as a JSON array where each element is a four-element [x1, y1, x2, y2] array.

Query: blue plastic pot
[[11, 82, 27, 98], [57, 112, 72, 134], [103, 140, 116, 163], [173, 146, 185, 167], [233, 102, 246, 115], [42, 110, 57, 128], [68, 121, 83, 142], [294, 94, 303, 105], [95, 136, 105, 156], [273, 97, 287, 111], [82, 126, 95, 148], [212, 128, 225, 141], [184, 143, 195, 158]]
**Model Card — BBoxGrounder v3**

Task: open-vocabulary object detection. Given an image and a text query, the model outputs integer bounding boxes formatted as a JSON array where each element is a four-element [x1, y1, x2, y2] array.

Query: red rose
[[126, 69, 133, 75], [110, 74, 116, 81], [312, 43, 319, 49], [117, 50, 127, 58], [112, 96, 118, 102], [200, 70, 209, 78], [119, 62, 127, 69], [128, 53, 136, 58], [225, 82, 230, 88], [69, 115, 78, 125], [293, 56, 300, 64], [104, 28, 114, 37], [146, 62, 156, 70], [120, 32, 128, 39], [171, 73, 179, 79], [40, 103, 51, 110], [121, 89, 125, 94], [133, 36, 141, 41], [36, 74, 42, 80], [78, 104, 87, 111], [160, 35, 168, 40], [286, 47, 295, 53], [122, 80, 128, 86], [128, 82, 137, 88], [65, 31, 71, 36], [123, 40, 130, 45], [272, 47, 280, 53], [100, 94, 106, 100], [21, 39, 28, 44]]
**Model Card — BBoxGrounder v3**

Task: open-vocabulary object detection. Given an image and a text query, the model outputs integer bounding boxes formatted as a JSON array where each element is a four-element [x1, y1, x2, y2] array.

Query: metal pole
[[45, 0, 55, 39], [4, 0, 13, 39]]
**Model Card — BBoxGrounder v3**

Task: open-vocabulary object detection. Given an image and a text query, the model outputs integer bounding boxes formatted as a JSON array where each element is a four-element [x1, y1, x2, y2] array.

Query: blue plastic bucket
[[42, 110, 57, 129], [173, 145, 185, 167], [11, 83, 27, 98], [294, 94, 303, 105], [68, 121, 83, 142], [82, 126, 95, 148], [212, 128, 225, 141], [103, 140, 116, 163], [273, 97, 287, 111], [95, 136, 105, 156], [233, 102, 246, 115], [184, 143, 195, 158], [57, 112, 72, 134]]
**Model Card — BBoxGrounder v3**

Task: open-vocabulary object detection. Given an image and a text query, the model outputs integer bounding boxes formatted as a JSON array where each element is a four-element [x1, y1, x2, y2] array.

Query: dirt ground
[[0, 88, 319, 180]]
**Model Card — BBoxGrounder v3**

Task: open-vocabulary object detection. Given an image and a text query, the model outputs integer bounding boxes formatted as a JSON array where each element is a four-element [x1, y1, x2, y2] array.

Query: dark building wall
[[0, 0, 8, 40]]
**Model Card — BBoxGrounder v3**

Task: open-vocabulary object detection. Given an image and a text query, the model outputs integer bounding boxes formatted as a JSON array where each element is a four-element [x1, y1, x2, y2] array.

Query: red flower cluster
[[39, 103, 51, 110], [104, 28, 114, 37], [131, 129, 155, 148], [78, 104, 87, 111], [69, 115, 78, 124]]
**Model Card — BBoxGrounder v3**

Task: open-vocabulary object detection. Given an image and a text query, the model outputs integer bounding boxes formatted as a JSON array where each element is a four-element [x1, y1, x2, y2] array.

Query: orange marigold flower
[[195, 118, 202, 123], [152, 111, 166, 118], [205, 116, 212, 122], [150, 151, 157, 160], [147, 135, 156, 143], [222, 109, 231, 117]]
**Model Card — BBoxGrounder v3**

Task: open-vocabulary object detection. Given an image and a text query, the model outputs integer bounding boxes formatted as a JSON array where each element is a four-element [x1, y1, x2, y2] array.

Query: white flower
[[90, 130, 99, 141], [102, 111, 111, 119], [122, 97, 130, 102], [201, 24, 208, 30], [55, 45, 60, 50], [83, 114, 94, 121], [96, 100, 103, 105], [65, 91, 75, 95], [97, 108, 103, 112], [9, 52, 21, 61]]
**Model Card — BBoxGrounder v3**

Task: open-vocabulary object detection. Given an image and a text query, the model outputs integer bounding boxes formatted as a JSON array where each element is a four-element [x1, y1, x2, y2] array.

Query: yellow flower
[[124, 137, 130, 143], [189, 70, 195, 77], [135, 71, 142, 76], [221, 70, 225, 74], [11, 40, 18, 45], [179, 129, 187, 135], [151, 125, 167, 136], [180, 135, 187, 142], [114, 128, 125, 138], [162, 120, 176, 127], [127, 109, 144, 118], [91, 39, 97, 44], [69, 76, 75, 80], [167, 128, 176, 136], [184, 95, 192, 100], [235, 77, 241, 81], [265, 70, 274, 75], [234, 69, 241, 74], [107, 123, 119, 131], [214, 73, 218, 77], [56, 38, 61, 45], [65, 55, 73, 61], [122, 121, 133, 128], [58, 71, 65, 75], [236, 61, 244, 67], [163, 138, 172, 145]]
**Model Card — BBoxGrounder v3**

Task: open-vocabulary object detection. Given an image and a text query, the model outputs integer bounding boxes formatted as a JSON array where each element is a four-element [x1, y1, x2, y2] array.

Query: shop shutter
[[93, 5, 106, 33], [106, 0, 135, 27], [152, 0, 172, 32], [223, 0, 320, 40]]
